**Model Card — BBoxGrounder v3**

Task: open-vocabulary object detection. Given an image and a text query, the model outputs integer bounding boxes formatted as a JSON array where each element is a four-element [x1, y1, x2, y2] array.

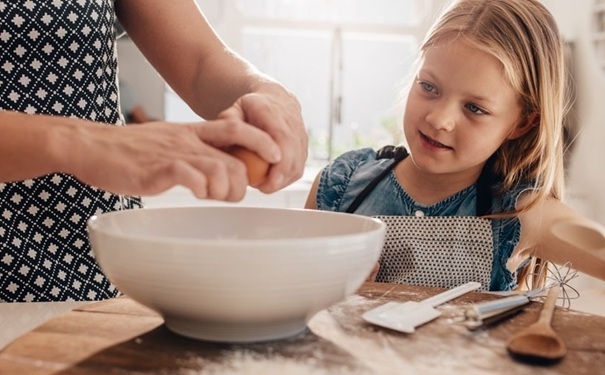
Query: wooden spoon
[[507, 285, 567, 362]]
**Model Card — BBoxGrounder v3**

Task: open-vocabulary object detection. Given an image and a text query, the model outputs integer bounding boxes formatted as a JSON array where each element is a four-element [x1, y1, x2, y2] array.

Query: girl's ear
[[508, 112, 539, 140]]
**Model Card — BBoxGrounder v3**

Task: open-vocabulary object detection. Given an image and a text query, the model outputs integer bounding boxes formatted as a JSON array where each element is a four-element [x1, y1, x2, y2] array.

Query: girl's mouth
[[420, 132, 452, 150]]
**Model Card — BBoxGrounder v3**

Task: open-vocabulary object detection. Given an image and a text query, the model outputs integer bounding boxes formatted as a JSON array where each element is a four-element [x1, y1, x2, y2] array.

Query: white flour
[[165, 294, 560, 375]]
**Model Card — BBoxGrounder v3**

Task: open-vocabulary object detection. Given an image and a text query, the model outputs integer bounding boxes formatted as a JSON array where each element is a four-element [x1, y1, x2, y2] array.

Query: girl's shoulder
[[490, 181, 535, 214], [316, 148, 391, 211], [324, 145, 406, 176], [326, 147, 379, 173]]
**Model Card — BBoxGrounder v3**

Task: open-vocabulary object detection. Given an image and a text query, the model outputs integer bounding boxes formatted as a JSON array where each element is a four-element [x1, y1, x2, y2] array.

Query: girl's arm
[[115, 0, 307, 192], [304, 171, 322, 209], [512, 194, 605, 281]]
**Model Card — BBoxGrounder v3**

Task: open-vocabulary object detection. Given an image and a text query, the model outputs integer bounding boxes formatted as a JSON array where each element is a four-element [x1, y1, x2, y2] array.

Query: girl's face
[[403, 39, 526, 181]]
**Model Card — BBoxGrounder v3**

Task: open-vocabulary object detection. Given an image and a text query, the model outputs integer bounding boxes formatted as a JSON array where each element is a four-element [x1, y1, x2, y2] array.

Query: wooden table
[[1, 282, 603, 374]]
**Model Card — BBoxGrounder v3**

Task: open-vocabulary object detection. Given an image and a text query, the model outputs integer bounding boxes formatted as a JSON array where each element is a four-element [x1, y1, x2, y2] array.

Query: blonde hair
[[420, 0, 570, 289], [421, 0, 570, 208]]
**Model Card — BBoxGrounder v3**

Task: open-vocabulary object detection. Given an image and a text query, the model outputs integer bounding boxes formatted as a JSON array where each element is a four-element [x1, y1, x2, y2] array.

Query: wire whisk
[[452, 261, 581, 330], [524, 261, 580, 309]]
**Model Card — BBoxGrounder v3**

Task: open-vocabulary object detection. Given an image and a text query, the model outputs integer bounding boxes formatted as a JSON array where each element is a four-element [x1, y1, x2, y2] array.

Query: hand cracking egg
[[228, 146, 270, 187]]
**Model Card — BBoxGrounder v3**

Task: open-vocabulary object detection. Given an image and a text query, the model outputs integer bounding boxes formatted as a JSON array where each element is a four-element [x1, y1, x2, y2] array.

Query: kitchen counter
[[1, 282, 604, 374]]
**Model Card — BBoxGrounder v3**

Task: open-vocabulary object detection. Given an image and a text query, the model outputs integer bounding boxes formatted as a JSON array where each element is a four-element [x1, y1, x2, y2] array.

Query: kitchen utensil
[[506, 285, 567, 361], [457, 287, 544, 330], [362, 281, 481, 333], [88, 206, 386, 343]]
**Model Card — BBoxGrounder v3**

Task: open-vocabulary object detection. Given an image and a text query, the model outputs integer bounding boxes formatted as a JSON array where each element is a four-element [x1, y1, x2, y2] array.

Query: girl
[[305, 0, 605, 291]]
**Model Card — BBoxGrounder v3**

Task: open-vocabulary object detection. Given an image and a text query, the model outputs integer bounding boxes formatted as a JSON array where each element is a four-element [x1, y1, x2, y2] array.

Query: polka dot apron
[[346, 146, 494, 291]]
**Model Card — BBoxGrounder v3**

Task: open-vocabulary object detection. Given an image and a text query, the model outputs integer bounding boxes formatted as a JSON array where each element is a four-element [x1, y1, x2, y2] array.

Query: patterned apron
[[346, 146, 495, 291], [0, 1, 142, 302]]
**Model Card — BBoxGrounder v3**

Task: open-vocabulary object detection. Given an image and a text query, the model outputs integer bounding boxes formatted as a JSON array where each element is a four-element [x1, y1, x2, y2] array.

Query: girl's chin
[[408, 154, 450, 174]]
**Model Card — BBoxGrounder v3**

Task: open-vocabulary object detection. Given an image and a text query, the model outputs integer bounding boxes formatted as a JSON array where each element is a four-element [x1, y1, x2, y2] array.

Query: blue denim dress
[[315, 148, 531, 291]]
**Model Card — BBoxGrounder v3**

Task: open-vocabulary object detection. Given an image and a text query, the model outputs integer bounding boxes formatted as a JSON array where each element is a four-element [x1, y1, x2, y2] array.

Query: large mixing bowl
[[87, 206, 385, 343]]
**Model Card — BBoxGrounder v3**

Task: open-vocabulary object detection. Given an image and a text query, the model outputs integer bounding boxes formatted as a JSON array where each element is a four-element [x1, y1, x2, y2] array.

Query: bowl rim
[[87, 206, 386, 247]]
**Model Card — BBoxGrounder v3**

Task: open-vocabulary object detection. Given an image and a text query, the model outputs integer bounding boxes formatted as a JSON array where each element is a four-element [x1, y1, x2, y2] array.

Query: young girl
[[305, 0, 605, 291]]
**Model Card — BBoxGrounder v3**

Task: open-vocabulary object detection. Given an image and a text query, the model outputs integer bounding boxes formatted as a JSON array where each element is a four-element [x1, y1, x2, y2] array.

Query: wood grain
[[1, 283, 603, 374]]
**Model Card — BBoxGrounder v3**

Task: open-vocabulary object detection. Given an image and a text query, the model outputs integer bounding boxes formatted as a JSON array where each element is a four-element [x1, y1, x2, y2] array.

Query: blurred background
[[118, 0, 605, 309]]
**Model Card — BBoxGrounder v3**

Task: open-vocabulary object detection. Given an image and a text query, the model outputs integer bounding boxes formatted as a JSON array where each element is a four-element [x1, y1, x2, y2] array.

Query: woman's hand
[[218, 84, 308, 193], [59, 117, 282, 201]]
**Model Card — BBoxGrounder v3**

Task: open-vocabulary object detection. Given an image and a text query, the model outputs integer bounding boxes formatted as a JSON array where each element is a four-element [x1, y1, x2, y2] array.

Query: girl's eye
[[466, 103, 487, 115], [419, 81, 435, 93]]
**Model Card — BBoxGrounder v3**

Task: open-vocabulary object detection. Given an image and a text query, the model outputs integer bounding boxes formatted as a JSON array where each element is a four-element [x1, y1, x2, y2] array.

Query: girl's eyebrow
[[467, 94, 495, 105], [417, 67, 436, 80]]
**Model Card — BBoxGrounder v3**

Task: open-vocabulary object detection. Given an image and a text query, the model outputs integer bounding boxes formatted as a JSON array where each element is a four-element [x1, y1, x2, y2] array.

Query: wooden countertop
[[1, 282, 603, 374]]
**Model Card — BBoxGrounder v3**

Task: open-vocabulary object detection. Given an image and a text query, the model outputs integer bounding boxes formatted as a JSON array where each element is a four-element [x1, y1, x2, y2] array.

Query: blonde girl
[[305, 0, 605, 291]]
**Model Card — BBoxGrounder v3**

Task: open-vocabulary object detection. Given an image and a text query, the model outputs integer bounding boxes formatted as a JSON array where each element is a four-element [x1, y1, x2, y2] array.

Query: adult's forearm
[[0, 111, 78, 182], [116, 0, 290, 120], [186, 49, 267, 119]]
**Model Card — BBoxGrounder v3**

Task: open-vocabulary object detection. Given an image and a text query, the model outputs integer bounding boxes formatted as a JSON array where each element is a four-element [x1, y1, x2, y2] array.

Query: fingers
[[218, 92, 308, 192], [69, 121, 253, 201], [145, 145, 251, 201], [172, 156, 248, 201], [192, 117, 282, 165]]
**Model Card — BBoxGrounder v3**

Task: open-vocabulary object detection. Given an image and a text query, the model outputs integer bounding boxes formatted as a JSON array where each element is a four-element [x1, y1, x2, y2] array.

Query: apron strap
[[475, 155, 495, 216], [344, 145, 493, 216], [344, 146, 408, 214]]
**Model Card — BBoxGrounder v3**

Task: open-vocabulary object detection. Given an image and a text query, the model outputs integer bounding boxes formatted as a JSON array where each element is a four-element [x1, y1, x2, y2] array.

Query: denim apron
[[345, 146, 494, 291]]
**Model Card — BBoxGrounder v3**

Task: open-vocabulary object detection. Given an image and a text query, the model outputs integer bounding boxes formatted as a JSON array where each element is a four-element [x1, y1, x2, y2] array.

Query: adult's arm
[[510, 194, 605, 281], [0, 110, 280, 201], [115, 0, 308, 192]]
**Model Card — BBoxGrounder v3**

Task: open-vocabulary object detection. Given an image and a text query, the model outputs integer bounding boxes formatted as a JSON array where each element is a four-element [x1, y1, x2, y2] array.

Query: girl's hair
[[420, 0, 571, 289], [421, 0, 570, 207]]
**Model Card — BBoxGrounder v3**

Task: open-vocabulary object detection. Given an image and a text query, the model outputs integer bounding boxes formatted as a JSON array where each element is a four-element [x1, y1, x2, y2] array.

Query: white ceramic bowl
[[87, 206, 385, 343]]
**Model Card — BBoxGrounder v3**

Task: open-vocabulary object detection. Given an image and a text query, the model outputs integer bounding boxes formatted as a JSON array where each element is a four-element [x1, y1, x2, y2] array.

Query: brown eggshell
[[228, 146, 270, 187]]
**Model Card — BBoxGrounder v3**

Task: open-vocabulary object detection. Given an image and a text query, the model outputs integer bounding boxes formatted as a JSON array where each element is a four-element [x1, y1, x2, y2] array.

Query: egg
[[228, 146, 270, 187]]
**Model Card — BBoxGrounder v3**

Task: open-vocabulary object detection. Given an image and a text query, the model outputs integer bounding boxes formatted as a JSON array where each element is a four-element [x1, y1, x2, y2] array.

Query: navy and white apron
[[0, 1, 142, 302]]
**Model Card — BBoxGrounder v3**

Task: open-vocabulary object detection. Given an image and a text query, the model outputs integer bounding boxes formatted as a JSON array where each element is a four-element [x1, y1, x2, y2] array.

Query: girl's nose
[[425, 105, 456, 132]]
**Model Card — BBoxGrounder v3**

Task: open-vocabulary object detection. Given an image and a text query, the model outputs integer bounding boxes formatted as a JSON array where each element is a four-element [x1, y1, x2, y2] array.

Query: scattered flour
[[161, 294, 561, 374]]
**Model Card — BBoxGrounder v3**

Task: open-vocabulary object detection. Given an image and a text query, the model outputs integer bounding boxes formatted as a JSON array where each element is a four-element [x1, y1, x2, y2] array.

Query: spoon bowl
[[506, 286, 566, 362]]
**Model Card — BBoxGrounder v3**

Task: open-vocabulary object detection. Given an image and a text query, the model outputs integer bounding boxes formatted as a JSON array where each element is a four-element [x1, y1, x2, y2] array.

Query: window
[[165, 0, 441, 166]]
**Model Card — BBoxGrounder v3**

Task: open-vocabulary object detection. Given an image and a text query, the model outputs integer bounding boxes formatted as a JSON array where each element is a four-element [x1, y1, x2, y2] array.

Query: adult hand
[[61, 118, 282, 202], [218, 84, 308, 193]]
